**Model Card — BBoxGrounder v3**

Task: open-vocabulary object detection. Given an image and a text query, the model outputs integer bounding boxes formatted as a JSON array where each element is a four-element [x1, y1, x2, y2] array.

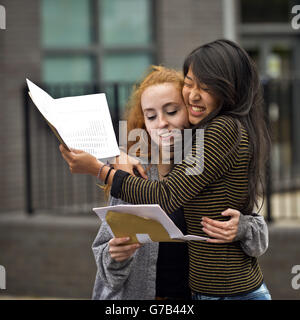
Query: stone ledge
[[0, 211, 101, 228]]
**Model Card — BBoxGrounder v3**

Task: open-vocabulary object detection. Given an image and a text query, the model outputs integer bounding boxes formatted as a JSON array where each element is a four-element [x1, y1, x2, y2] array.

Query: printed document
[[26, 79, 120, 159], [93, 204, 208, 243]]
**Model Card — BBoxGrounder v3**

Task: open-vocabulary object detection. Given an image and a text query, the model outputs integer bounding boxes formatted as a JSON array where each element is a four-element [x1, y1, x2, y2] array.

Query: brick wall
[[157, 0, 224, 69], [0, 213, 100, 299], [0, 0, 41, 211]]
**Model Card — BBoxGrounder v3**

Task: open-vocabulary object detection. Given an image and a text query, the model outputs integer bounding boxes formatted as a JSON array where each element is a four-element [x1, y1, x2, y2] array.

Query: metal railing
[[23, 80, 300, 221], [263, 78, 300, 221]]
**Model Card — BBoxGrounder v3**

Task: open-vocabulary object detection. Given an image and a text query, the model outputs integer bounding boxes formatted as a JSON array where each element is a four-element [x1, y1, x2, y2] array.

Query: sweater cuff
[[235, 213, 249, 241], [111, 170, 130, 199]]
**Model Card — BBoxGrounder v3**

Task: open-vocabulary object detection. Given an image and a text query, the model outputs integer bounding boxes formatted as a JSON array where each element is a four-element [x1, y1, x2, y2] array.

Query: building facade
[[0, 0, 299, 213], [0, 0, 227, 212], [0, 0, 299, 300]]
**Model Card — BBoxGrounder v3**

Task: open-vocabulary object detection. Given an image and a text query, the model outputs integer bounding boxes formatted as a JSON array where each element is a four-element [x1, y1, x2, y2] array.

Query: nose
[[189, 87, 201, 102], [157, 114, 168, 129]]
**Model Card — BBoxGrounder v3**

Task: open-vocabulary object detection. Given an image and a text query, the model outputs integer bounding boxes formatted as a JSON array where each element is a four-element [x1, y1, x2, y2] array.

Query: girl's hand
[[59, 144, 100, 176], [113, 151, 148, 179], [201, 209, 241, 243], [108, 237, 142, 262]]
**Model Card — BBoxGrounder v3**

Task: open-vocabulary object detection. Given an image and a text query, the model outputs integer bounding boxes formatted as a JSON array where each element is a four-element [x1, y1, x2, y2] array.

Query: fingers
[[201, 209, 241, 242], [109, 237, 131, 246], [109, 247, 140, 262], [221, 208, 241, 218], [109, 242, 140, 254], [59, 144, 74, 162], [202, 208, 241, 229], [70, 148, 84, 154], [60, 149, 73, 164], [135, 164, 148, 179], [201, 220, 236, 241], [206, 238, 231, 244], [108, 237, 141, 262], [59, 145, 83, 174], [201, 217, 231, 230]]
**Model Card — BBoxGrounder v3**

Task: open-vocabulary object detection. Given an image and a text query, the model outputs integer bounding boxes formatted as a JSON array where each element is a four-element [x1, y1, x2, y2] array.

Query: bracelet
[[97, 163, 106, 180], [104, 167, 113, 185]]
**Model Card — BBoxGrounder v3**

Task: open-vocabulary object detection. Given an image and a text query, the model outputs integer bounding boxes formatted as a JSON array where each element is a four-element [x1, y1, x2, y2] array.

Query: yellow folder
[[106, 210, 182, 244]]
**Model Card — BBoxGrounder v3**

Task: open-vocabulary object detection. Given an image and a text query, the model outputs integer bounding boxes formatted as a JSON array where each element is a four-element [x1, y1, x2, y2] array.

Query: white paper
[[26, 79, 120, 159], [26, 80, 57, 124], [93, 204, 208, 242], [136, 234, 152, 243]]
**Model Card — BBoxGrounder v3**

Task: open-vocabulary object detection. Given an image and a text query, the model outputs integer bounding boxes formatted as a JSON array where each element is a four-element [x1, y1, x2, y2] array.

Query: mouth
[[159, 132, 173, 141], [158, 130, 183, 142], [189, 105, 206, 116]]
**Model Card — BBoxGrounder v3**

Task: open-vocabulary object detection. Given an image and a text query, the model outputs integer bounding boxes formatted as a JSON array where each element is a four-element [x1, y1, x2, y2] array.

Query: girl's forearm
[[97, 162, 116, 185]]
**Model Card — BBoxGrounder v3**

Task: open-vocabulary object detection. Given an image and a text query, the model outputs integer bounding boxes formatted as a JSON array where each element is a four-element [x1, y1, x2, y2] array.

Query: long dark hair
[[183, 39, 271, 214]]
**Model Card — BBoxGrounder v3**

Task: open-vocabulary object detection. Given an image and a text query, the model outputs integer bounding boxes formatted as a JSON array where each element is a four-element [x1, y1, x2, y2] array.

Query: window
[[41, 0, 155, 84], [240, 0, 293, 23], [43, 56, 95, 84], [42, 0, 92, 48], [100, 0, 151, 47]]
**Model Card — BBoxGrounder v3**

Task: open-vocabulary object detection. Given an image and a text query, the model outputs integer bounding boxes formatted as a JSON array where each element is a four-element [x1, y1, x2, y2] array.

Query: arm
[[201, 209, 269, 257], [111, 151, 148, 179], [59, 147, 148, 181], [235, 213, 269, 257], [60, 116, 240, 214], [92, 221, 141, 291], [111, 116, 240, 214]]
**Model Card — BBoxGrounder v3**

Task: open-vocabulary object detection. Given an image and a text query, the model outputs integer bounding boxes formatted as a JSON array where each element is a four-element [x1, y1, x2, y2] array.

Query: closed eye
[[146, 115, 156, 121], [183, 82, 192, 88], [167, 110, 177, 115], [200, 86, 210, 92]]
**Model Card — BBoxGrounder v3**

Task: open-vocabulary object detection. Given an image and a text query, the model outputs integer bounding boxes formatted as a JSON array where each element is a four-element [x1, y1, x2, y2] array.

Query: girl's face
[[182, 68, 219, 125], [141, 83, 189, 149]]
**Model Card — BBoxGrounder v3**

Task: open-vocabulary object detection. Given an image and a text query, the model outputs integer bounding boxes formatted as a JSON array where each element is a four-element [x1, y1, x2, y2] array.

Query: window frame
[[42, 0, 158, 84]]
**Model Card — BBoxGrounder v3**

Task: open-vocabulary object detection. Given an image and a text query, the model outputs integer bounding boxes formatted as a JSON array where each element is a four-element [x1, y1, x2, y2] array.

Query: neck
[[156, 148, 174, 178], [157, 163, 172, 177], [157, 150, 174, 178]]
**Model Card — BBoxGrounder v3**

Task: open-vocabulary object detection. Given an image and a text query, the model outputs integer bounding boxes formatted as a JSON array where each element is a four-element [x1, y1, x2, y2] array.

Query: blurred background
[[0, 0, 299, 299]]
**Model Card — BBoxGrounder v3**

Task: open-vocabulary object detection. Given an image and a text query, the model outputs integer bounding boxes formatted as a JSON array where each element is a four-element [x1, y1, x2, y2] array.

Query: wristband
[[97, 163, 106, 180], [104, 167, 113, 185]]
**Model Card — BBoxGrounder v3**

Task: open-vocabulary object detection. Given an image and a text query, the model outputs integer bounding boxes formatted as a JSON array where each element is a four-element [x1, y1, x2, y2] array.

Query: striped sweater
[[111, 115, 263, 296]]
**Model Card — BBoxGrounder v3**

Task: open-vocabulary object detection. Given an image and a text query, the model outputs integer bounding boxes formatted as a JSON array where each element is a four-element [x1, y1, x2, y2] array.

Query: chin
[[161, 150, 174, 163], [189, 116, 202, 125], [160, 142, 173, 150]]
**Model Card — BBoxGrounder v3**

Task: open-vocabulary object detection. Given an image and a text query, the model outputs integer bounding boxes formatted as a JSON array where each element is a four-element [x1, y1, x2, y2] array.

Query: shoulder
[[207, 115, 238, 132], [205, 115, 239, 142]]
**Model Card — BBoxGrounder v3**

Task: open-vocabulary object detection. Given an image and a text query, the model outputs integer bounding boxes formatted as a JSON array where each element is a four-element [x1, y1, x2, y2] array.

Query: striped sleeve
[[111, 116, 240, 215]]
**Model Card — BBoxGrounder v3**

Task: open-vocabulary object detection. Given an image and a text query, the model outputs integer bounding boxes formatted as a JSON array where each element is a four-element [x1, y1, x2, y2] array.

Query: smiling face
[[141, 82, 189, 150], [182, 68, 219, 125]]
